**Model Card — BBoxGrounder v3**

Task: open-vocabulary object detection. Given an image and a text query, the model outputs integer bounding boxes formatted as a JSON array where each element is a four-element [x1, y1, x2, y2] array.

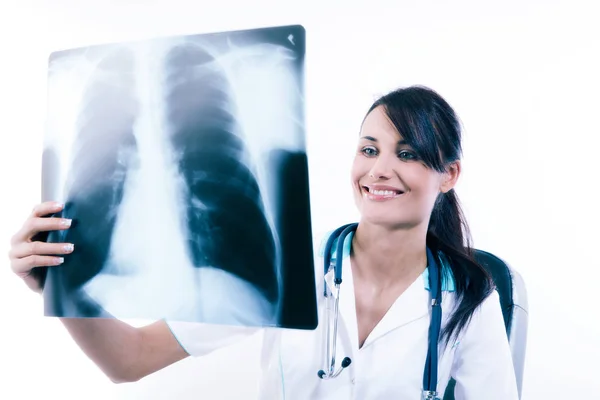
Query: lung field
[[163, 44, 279, 304]]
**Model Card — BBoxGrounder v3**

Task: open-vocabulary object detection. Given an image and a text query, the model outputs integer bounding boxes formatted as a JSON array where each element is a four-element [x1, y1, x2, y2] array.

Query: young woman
[[8, 86, 518, 399]]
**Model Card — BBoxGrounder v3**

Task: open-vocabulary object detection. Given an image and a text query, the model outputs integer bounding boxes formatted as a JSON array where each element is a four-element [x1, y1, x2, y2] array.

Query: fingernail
[[54, 202, 64, 209], [64, 244, 74, 252], [61, 219, 72, 227], [56, 257, 64, 264]]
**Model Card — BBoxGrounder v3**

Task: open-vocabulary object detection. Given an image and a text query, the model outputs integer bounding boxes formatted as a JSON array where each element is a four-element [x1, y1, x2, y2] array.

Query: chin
[[360, 213, 412, 229], [361, 213, 406, 227]]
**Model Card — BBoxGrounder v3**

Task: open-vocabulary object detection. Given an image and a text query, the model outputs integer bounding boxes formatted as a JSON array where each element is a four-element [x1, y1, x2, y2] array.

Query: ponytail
[[427, 189, 494, 346], [428, 189, 467, 251]]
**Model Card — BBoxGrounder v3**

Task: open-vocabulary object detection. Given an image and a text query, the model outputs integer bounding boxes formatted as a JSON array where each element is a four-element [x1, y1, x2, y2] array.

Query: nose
[[368, 153, 395, 179]]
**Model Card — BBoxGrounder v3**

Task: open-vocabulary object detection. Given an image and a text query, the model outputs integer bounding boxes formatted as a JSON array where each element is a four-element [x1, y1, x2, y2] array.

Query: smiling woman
[[348, 87, 487, 350], [8, 84, 518, 399], [166, 86, 518, 400]]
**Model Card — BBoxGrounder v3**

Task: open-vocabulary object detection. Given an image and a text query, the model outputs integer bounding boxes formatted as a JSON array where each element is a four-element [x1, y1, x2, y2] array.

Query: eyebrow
[[360, 135, 408, 145]]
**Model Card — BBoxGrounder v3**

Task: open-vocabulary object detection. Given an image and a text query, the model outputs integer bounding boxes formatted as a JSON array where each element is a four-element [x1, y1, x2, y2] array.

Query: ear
[[440, 161, 461, 193]]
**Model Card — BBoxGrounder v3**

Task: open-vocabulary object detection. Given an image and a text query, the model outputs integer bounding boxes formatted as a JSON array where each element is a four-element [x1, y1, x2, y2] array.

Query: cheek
[[350, 157, 366, 184], [406, 169, 441, 202]]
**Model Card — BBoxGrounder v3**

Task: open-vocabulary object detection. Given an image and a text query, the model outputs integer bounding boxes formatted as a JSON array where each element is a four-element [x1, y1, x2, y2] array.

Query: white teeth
[[371, 189, 396, 196]]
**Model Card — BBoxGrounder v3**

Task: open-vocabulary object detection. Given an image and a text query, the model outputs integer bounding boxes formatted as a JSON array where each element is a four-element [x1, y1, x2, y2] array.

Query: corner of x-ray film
[[41, 25, 318, 330]]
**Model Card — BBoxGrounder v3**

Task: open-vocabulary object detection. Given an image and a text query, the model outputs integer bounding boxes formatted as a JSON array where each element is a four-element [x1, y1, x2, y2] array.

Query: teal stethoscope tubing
[[319, 222, 443, 399]]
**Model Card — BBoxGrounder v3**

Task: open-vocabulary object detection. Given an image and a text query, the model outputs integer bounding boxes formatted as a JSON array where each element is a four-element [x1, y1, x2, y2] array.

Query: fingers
[[31, 201, 64, 218], [8, 201, 74, 292], [11, 214, 72, 246], [9, 241, 74, 276], [29, 216, 72, 235], [9, 240, 74, 260], [11, 255, 66, 276]]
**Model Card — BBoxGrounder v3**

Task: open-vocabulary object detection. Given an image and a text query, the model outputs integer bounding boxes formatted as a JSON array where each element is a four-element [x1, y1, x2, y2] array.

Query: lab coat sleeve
[[163, 266, 276, 357], [166, 321, 261, 357], [450, 290, 519, 400]]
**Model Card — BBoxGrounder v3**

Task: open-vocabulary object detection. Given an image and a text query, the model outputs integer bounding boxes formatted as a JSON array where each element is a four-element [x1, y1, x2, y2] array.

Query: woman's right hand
[[8, 201, 74, 293]]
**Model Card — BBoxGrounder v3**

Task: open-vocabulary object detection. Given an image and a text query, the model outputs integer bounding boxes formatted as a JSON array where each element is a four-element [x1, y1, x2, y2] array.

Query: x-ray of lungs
[[40, 25, 317, 330]]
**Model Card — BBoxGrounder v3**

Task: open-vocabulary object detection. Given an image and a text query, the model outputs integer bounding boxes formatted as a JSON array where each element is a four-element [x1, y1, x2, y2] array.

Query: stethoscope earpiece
[[317, 357, 352, 380], [341, 357, 352, 368]]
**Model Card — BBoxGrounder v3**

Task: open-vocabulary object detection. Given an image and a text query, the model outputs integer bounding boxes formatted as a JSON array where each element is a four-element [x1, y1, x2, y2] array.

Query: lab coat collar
[[320, 229, 456, 351], [319, 230, 456, 293]]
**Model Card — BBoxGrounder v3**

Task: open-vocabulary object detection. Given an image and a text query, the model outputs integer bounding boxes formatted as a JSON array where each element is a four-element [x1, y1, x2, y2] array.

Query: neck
[[350, 221, 428, 289]]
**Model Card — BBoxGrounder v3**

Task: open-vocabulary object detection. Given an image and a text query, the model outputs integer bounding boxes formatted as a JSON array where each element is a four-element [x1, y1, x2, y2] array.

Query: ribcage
[[163, 43, 280, 305], [44, 46, 139, 318]]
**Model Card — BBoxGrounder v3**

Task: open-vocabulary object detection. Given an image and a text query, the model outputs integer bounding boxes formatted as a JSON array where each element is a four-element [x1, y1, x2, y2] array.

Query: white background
[[0, 1, 598, 399]]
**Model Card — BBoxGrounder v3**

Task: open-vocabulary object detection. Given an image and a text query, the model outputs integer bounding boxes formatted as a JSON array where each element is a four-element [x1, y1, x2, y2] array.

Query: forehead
[[360, 106, 403, 144]]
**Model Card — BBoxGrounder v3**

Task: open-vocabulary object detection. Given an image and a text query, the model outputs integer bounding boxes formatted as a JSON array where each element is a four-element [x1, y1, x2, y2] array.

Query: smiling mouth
[[362, 186, 405, 199]]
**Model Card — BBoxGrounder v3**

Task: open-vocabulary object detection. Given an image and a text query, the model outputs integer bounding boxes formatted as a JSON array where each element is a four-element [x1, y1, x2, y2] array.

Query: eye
[[361, 146, 378, 157], [398, 150, 418, 161]]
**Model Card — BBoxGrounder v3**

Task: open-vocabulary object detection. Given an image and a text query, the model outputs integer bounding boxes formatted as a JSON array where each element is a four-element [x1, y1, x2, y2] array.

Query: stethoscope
[[317, 223, 443, 400]]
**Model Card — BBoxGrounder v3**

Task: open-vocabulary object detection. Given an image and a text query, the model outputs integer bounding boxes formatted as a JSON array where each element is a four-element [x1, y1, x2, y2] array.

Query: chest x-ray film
[[39, 24, 317, 329]]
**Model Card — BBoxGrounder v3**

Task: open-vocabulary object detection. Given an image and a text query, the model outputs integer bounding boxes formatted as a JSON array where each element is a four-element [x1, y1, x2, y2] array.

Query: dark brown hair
[[366, 85, 494, 345]]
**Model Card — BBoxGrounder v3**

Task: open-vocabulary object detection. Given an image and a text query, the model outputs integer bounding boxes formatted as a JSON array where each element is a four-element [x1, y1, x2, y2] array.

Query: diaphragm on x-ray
[[40, 25, 317, 329]]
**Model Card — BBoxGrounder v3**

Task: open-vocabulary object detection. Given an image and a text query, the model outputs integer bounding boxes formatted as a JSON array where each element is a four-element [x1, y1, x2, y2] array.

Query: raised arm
[[9, 202, 259, 383], [59, 318, 187, 383], [8, 202, 187, 382]]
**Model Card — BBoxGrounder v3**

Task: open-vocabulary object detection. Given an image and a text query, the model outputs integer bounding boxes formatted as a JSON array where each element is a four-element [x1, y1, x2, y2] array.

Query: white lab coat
[[166, 232, 519, 399]]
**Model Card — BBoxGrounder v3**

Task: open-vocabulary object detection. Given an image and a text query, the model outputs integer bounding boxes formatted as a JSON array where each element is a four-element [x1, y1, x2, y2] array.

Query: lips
[[362, 185, 405, 200]]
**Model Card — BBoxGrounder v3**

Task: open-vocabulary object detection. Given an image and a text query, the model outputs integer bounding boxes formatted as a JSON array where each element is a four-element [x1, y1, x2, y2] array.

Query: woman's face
[[351, 106, 460, 229]]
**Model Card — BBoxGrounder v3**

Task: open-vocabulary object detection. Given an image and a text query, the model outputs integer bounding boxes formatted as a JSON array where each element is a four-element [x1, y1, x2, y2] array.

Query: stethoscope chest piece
[[422, 390, 441, 400]]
